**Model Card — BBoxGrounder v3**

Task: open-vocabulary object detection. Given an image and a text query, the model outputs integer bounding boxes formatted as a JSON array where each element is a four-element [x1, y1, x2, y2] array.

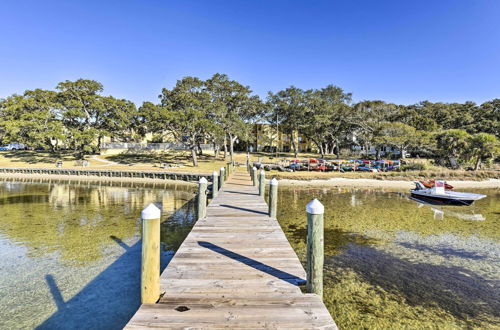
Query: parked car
[[0, 143, 26, 151]]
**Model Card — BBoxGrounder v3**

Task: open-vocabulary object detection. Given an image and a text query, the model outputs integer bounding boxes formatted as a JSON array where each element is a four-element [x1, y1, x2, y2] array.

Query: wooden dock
[[126, 170, 337, 329]]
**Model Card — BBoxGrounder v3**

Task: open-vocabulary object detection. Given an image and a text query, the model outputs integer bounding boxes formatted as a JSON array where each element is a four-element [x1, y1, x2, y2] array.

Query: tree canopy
[[0, 75, 498, 170]]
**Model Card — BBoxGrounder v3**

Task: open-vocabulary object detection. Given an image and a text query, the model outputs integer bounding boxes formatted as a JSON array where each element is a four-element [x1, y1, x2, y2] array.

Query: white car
[[0, 143, 26, 151]]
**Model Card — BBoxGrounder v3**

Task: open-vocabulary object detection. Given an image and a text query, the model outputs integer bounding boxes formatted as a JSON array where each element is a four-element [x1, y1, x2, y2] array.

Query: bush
[[401, 163, 427, 171]]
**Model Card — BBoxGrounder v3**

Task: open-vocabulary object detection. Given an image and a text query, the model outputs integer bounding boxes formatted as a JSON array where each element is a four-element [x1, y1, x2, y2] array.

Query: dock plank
[[125, 170, 337, 329]]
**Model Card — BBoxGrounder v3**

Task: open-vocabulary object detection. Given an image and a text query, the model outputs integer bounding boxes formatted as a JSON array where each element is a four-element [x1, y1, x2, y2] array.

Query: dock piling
[[220, 167, 225, 187], [268, 178, 278, 217], [252, 167, 257, 186], [212, 171, 219, 198], [306, 199, 324, 298], [140, 203, 161, 304], [197, 177, 208, 219], [259, 170, 265, 196]]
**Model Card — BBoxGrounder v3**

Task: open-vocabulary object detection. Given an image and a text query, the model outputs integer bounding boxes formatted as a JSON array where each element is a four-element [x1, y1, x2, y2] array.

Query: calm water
[[1, 179, 498, 329], [277, 187, 500, 329], [0, 179, 196, 330]]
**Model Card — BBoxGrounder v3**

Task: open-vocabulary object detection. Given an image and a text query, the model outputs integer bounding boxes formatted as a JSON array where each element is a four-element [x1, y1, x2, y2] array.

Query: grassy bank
[[269, 169, 500, 181], [0, 150, 229, 174], [1, 150, 498, 181]]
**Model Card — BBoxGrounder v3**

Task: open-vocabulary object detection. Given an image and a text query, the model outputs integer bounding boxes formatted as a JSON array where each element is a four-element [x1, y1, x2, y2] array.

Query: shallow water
[[276, 187, 500, 329], [1, 179, 498, 329], [0, 179, 196, 329]]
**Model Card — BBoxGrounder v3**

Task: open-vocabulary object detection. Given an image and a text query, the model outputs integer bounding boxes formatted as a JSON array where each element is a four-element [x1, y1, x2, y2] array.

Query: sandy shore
[[1, 172, 499, 190], [278, 177, 500, 189]]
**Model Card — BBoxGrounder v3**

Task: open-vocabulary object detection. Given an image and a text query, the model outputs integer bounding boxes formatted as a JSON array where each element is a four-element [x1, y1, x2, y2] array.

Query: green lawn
[[0, 150, 498, 180]]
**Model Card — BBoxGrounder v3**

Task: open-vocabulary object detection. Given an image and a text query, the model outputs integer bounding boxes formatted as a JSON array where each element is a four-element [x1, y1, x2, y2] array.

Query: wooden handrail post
[[220, 167, 225, 187], [306, 199, 324, 298], [268, 178, 278, 217], [246, 154, 250, 172], [252, 167, 257, 186], [212, 171, 219, 198], [259, 170, 265, 197], [197, 177, 208, 219], [141, 203, 161, 304]]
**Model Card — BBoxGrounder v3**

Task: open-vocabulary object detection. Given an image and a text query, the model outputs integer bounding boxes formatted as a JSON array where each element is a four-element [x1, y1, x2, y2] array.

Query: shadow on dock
[[198, 241, 306, 285], [37, 198, 197, 330], [219, 204, 268, 215], [224, 190, 257, 196]]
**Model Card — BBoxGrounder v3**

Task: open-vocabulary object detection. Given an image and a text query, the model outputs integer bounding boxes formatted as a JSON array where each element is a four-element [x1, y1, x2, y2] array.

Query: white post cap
[[270, 178, 278, 185], [260, 170, 265, 175], [220, 167, 225, 171], [212, 171, 218, 176], [306, 199, 324, 215], [142, 203, 161, 220], [199, 177, 208, 184], [252, 166, 257, 170]]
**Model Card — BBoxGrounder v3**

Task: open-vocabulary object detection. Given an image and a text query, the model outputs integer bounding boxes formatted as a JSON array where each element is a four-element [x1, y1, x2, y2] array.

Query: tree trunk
[[229, 134, 237, 165], [400, 146, 406, 159], [365, 143, 370, 158], [229, 137, 234, 165], [292, 138, 298, 158], [474, 155, 481, 171], [213, 143, 218, 157], [319, 144, 325, 159], [335, 144, 340, 159], [191, 147, 198, 167], [223, 135, 228, 159], [47, 138, 55, 152], [197, 143, 203, 156]]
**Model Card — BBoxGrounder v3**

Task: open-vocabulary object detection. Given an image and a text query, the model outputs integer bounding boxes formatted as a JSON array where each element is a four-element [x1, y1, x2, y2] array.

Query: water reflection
[[0, 179, 197, 329], [411, 196, 486, 221], [277, 186, 499, 329]]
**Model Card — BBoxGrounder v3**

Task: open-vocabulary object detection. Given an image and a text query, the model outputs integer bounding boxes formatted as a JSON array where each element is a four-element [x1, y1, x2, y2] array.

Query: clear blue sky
[[1, 0, 499, 105]]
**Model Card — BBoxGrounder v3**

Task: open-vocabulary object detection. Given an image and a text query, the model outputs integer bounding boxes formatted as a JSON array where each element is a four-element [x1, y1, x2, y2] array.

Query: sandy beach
[[1, 172, 499, 190], [278, 177, 500, 190]]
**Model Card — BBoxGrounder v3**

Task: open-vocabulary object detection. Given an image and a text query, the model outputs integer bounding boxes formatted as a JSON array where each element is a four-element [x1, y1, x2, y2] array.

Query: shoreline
[[1, 172, 499, 190], [278, 177, 500, 189]]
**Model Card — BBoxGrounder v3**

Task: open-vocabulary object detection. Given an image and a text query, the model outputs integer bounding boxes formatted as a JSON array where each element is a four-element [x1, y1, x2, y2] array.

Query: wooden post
[[252, 167, 257, 186], [212, 171, 219, 198], [258, 170, 265, 197], [141, 203, 161, 304], [268, 178, 278, 217], [306, 199, 324, 298], [197, 177, 208, 219], [246, 154, 250, 172], [220, 167, 225, 187]]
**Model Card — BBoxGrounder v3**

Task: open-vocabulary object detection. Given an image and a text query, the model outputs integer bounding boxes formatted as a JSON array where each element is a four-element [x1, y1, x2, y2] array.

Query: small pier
[[126, 170, 336, 329]]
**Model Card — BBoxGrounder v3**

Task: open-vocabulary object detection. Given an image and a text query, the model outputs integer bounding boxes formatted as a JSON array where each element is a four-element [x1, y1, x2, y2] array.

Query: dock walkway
[[126, 170, 337, 329]]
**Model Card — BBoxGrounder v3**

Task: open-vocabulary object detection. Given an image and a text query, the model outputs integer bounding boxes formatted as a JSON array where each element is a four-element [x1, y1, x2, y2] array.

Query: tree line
[[0, 74, 498, 169]]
